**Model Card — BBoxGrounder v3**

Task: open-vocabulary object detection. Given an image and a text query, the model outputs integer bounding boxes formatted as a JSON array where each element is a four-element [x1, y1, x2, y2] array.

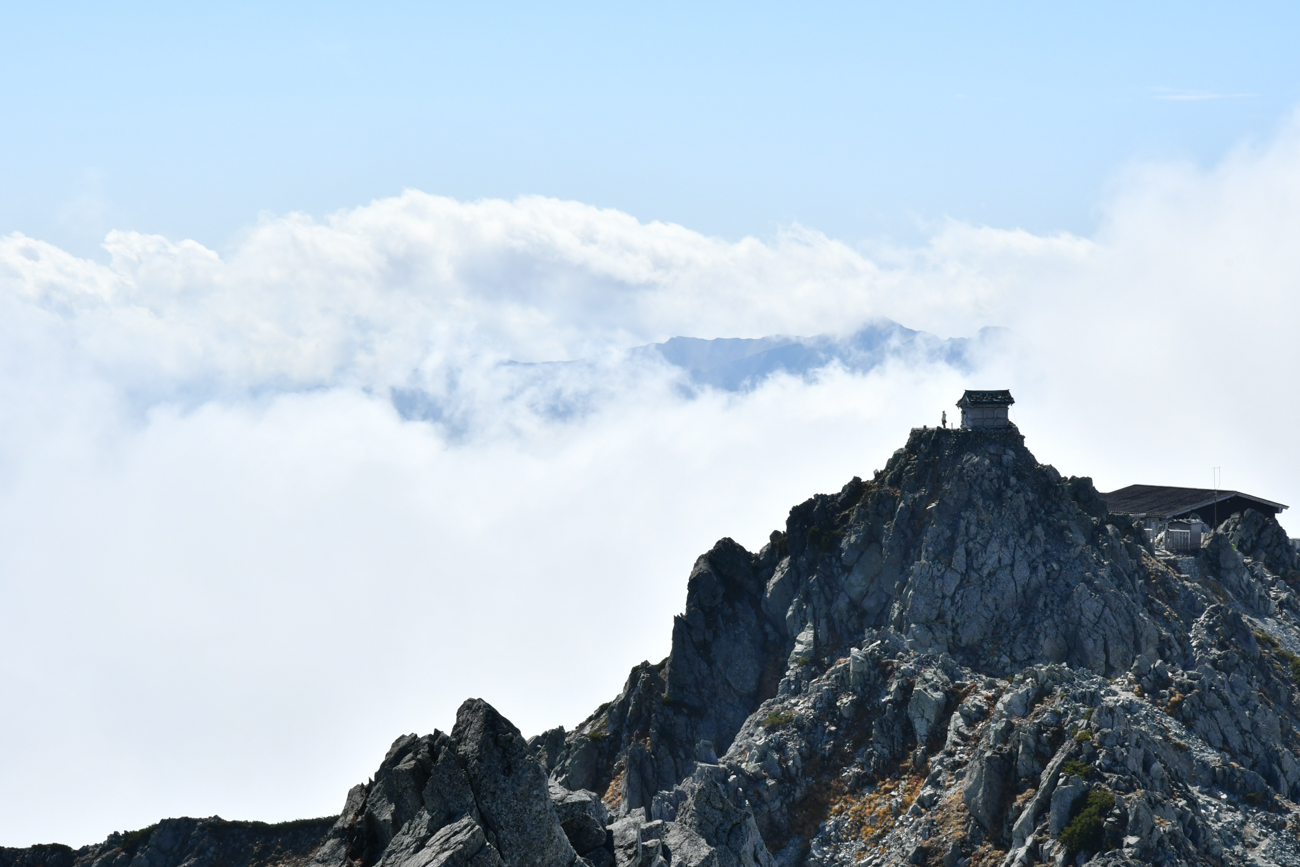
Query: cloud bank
[[2, 117, 1300, 847]]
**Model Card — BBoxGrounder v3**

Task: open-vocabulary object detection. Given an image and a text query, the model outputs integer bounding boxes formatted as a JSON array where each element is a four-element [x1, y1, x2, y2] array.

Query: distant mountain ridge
[[633, 319, 1003, 392], [390, 319, 1005, 432]]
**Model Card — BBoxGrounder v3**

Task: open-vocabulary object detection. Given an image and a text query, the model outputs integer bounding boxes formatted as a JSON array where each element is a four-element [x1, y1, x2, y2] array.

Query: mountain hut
[[957, 389, 1015, 429]]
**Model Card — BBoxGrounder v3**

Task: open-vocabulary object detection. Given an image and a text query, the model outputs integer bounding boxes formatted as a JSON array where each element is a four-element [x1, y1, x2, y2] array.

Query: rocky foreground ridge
[[9, 426, 1300, 867]]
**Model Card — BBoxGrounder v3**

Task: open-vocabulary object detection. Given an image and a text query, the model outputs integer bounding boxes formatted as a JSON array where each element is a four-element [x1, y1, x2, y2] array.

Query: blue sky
[[4, 2, 1300, 255], [5, 1, 1300, 849]]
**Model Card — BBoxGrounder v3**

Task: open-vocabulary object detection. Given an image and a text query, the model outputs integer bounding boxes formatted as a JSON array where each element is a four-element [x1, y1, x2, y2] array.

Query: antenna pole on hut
[[1213, 467, 1221, 528]]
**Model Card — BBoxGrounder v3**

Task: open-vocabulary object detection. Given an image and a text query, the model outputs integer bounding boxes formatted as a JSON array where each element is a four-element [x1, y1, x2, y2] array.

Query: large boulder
[[548, 783, 611, 855], [454, 699, 578, 867], [1222, 508, 1300, 579], [391, 817, 504, 867], [309, 699, 576, 867], [666, 772, 771, 867]]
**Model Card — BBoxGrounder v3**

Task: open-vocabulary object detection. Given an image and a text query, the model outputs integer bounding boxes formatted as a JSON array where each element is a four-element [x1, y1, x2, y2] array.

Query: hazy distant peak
[[390, 319, 1011, 433], [639, 319, 1007, 392]]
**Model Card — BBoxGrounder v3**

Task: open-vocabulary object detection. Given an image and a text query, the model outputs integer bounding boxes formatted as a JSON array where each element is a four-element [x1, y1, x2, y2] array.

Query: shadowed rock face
[[13, 426, 1300, 867]]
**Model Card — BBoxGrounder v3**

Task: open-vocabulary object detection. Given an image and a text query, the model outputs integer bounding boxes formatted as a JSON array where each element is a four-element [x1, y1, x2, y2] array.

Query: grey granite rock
[[548, 783, 610, 856], [453, 700, 577, 867], [403, 817, 503, 867], [1048, 776, 1088, 836]]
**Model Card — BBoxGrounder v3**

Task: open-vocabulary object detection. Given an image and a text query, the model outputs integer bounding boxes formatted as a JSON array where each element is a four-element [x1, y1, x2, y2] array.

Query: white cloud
[[3, 114, 1300, 847], [1149, 86, 1254, 101], [1, 197, 899, 403]]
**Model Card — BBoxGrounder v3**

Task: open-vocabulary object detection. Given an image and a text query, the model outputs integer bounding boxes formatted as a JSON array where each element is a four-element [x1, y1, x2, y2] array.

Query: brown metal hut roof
[[957, 389, 1014, 407], [1099, 484, 1288, 519]]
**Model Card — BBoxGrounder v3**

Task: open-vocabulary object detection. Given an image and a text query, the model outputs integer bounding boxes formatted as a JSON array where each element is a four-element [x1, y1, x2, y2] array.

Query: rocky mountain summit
[[9, 426, 1300, 867]]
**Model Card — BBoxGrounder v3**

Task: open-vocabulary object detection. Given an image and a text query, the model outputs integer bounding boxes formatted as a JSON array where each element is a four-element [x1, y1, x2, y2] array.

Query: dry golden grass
[[602, 767, 625, 811], [1166, 690, 1185, 716], [966, 841, 1007, 866], [931, 788, 970, 841], [827, 773, 924, 845], [922, 781, 994, 865], [1012, 787, 1037, 812]]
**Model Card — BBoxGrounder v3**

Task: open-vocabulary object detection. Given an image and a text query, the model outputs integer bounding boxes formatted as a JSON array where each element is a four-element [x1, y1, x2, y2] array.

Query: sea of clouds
[[2, 117, 1299, 847]]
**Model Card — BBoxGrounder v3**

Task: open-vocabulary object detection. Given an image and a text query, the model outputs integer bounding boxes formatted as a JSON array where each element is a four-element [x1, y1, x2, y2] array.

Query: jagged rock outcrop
[[12, 424, 1300, 867], [548, 784, 610, 863], [543, 429, 1165, 809], [544, 538, 785, 815], [534, 427, 1300, 866], [308, 698, 582, 867]]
